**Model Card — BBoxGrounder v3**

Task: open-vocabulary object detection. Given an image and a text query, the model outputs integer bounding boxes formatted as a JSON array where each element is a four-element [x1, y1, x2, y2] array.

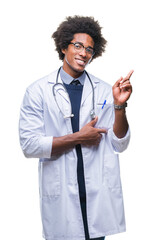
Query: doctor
[[19, 16, 133, 240]]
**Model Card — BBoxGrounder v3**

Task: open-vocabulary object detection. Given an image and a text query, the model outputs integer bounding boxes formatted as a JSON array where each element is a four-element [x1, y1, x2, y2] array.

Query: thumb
[[88, 116, 98, 127]]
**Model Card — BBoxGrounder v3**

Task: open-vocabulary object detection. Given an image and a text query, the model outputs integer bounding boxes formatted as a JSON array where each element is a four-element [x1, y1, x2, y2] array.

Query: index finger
[[125, 69, 134, 80], [97, 128, 108, 134]]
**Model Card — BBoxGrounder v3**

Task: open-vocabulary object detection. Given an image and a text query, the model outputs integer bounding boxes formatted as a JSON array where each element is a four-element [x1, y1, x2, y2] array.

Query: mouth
[[75, 58, 86, 66]]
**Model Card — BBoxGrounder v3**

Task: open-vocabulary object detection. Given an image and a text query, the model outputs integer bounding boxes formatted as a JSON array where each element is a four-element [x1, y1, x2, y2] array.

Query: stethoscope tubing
[[52, 67, 95, 119]]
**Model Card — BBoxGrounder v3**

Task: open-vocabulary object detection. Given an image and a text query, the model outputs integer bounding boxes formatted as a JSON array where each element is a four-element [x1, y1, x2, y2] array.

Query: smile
[[75, 58, 86, 66]]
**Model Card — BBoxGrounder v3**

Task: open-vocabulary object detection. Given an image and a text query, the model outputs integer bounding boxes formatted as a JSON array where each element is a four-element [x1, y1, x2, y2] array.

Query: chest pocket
[[95, 103, 113, 129]]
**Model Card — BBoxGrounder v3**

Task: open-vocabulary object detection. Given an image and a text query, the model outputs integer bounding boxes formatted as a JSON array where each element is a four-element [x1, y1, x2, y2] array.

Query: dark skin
[[52, 33, 133, 156], [113, 70, 134, 138]]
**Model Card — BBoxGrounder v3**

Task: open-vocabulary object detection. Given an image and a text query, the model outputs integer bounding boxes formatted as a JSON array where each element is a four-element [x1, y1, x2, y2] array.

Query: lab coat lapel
[[48, 70, 70, 103], [81, 74, 98, 106], [56, 75, 70, 103]]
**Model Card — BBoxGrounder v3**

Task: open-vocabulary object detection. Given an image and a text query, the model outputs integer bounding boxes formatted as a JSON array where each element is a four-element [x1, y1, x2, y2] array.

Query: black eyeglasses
[[69, 42, 95, 56]]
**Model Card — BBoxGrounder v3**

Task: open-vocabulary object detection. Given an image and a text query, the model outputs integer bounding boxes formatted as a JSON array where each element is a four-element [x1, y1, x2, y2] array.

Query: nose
[[79, 48, 87, 57]]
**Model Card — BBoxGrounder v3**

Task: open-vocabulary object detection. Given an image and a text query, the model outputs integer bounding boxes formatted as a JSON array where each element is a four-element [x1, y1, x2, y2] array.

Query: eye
[[74, 43, 82, 49], [86, 47, 94, 55]]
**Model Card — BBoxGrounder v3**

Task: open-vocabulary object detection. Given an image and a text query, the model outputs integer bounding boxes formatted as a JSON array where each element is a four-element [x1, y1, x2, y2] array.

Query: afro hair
[[52, 16, 107, 61]]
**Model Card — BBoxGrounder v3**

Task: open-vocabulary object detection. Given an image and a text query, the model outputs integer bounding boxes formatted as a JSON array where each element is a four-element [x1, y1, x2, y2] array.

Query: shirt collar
[[60, 67, 86, 85]]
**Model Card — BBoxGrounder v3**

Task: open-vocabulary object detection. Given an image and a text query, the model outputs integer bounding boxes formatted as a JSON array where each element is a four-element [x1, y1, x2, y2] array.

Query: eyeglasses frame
[[69, 42, 95, 56]]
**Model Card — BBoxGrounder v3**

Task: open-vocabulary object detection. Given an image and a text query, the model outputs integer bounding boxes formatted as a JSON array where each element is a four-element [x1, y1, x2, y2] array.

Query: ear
[[62, 49, 66, 54]]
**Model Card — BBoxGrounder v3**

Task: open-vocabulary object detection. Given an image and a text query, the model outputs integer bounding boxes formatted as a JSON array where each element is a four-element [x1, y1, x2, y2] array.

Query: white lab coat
[[19, 69, 130, 240]]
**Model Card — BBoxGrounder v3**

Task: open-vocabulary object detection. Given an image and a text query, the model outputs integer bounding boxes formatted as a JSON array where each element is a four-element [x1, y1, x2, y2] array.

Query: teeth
[[76, 59, 85, 66]]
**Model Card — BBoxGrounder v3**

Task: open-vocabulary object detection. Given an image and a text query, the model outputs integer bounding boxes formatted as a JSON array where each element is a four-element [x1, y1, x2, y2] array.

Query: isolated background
[[0, 0, 151, 239]]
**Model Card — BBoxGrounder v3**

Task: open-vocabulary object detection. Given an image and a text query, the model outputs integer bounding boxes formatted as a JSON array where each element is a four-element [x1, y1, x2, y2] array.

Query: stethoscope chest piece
[[90, 110, 96, 120]]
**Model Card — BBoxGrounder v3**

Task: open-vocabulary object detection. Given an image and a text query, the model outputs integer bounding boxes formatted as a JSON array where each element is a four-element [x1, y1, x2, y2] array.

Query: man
[[19, 16, 133, 240]]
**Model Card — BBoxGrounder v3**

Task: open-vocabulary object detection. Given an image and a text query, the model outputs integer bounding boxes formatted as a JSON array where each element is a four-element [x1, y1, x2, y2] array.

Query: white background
[[0, 0, 152, 239]]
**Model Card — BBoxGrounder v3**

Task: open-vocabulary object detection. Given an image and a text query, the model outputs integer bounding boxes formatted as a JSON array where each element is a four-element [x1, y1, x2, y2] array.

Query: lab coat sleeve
[[19, 88, 52, 158], [105, 92, 131, 153], [108, 127, 130, 153]]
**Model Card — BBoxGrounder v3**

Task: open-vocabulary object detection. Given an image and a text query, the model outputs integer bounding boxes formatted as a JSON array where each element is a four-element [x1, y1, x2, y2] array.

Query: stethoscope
[[52, 67, 96, 120]]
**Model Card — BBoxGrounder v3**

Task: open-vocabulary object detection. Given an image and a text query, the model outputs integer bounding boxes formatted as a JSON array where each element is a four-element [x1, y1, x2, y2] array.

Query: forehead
[[72, 33, 94, 47]]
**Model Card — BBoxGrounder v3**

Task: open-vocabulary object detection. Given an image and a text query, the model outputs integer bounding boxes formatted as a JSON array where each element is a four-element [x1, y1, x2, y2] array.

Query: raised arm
[[112, 70, 134, 138]]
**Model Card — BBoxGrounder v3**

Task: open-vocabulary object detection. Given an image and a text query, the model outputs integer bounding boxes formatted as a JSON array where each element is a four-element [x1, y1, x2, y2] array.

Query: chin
[[74, 67, 84, 73], [71, 64, 86, 73]]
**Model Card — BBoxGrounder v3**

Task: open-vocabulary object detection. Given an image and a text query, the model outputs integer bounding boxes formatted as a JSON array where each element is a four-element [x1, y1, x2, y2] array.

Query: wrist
[[114, 102, 127, 110], [73, 131, 82, 145]]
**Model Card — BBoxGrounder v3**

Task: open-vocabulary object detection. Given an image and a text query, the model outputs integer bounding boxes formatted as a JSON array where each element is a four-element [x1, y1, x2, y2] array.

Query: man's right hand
[[51, 116, 107, 156], [78, 116, 107, 146]]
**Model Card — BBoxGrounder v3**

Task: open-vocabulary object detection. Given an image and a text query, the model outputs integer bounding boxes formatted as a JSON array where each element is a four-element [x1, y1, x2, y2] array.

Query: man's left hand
[[112, 70, 134, 105]]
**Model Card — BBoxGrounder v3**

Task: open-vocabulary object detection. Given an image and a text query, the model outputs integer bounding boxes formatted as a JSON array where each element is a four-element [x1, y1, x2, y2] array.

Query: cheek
[[66, 52, 76, 63]]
